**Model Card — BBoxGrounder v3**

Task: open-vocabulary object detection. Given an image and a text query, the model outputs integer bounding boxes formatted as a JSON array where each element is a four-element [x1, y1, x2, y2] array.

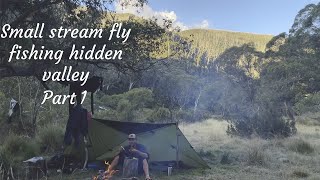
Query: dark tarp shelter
[[68, 118, 209, 169]]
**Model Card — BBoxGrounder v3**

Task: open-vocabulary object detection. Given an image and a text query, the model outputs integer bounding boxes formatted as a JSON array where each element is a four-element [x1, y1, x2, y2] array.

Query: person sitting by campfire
[[107, 134, 152, 180]]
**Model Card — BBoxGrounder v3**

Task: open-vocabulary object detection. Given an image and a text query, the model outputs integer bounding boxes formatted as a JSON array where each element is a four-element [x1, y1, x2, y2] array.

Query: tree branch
[[9, 0, 63, 28]]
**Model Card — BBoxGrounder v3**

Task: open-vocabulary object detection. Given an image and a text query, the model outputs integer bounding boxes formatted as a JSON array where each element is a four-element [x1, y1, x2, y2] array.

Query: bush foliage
[[36, 123, 64, 153], [0, 134, 39, 175]]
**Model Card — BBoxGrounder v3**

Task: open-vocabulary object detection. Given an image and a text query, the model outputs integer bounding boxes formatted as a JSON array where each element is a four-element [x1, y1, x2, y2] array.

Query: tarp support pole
[[176, 122, 180, 169]]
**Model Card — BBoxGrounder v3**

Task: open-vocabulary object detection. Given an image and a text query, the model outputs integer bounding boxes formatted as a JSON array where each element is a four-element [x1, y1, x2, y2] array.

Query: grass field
[[51, 118, 320, 180], [165, 119, 320, 180]]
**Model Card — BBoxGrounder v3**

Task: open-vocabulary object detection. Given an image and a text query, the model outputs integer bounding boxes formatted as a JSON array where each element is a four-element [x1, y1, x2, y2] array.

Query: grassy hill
[[179, 29, 273, 60], [102, 13, 273, 61]]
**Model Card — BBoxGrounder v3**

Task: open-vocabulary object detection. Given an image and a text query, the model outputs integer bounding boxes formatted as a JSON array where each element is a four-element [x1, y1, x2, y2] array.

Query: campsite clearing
[[50, 118, 320, 180]]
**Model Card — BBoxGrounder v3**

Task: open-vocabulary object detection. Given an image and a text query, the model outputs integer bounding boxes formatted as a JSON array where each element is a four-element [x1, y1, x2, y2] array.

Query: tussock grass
[[246, 144, 266, 166], [292, 168, 310, 178], [287, 138, 315, 154]]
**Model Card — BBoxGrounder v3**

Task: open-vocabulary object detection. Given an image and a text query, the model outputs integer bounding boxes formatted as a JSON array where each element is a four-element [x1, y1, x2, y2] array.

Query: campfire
[[93, 161, 118, 180]]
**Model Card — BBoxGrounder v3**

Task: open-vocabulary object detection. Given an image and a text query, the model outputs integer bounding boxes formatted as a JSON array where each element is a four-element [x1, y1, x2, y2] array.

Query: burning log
[[92, 161, 118, 180]]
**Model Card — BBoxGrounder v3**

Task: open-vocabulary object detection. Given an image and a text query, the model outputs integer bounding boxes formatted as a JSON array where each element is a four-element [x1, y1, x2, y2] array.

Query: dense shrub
[[227, 103, 297, 139], [95, 108, 118, 120], [36, 123, 64, 153], [100, 94, 123, 109], [227, 118, 296, 139], [116, 99, 134, 121], [175, 110, 194, 122], [0, 134, 39, 176], [97, 88, 156, 122], [133, 108, 154, 122], [150, 107, 171, 122], [294, 93, 320, 114], [125, 88, 154, 109]]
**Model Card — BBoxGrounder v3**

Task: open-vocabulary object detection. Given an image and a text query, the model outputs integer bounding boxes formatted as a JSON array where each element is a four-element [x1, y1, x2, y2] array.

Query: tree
[[0, 0, 167, 84], [0, 0, 181, 135], [228, 3, 320, 138]]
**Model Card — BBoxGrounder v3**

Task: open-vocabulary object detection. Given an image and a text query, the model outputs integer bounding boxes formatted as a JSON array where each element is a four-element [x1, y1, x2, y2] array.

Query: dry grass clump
[[244, 139, 270, 166], [287, 138, 314, 154], [292, 168, 310, 178], [246, 146, 266, 166]]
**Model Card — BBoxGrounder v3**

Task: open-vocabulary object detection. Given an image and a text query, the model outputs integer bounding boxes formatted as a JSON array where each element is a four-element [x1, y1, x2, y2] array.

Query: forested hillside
[[102, 13, 273, 62], [180, 29, 272, 61]]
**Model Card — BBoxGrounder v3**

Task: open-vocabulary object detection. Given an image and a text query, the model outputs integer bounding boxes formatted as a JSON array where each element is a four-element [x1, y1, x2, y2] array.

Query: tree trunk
[[17, 78, 24, 130], [32, 82, 40, 135], [194, 89, 202, 113], [129, 82, 134, 91]]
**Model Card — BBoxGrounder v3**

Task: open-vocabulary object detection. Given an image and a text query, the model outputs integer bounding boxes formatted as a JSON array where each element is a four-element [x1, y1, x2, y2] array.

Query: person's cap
[[128, 134, 136, 139]]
